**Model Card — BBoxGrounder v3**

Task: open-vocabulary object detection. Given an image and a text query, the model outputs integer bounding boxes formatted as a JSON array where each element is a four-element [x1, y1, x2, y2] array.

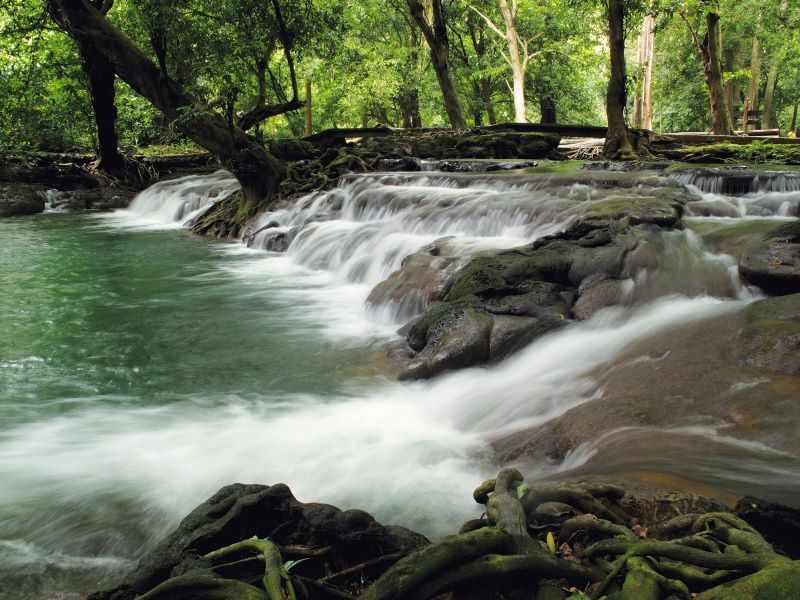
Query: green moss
[[764, 221, 800, 242], [662, 142, 800, 166], [579, 197, 682, 227], [697, 561, 800, 600]]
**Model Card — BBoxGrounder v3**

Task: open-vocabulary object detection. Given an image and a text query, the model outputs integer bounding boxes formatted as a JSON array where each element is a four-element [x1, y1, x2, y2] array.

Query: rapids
[[1, 164, 799, 599]]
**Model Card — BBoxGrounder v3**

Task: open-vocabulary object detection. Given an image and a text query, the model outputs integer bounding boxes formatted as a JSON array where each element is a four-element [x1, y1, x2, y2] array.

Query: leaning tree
[[48, 0, 286, 204]]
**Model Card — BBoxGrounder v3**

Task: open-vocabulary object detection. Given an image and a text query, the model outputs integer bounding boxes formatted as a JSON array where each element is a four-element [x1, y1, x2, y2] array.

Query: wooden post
[[743, 97, 750, 135], [304, 80, 312, 137]]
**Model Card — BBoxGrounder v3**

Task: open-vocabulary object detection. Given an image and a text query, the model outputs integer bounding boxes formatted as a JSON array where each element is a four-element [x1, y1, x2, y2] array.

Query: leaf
[[546, 531, 557, 555], [283, 558, 311, 571]]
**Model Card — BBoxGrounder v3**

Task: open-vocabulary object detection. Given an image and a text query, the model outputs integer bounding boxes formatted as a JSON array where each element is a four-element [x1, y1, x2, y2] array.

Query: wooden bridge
[[303, 122, 800, 147]]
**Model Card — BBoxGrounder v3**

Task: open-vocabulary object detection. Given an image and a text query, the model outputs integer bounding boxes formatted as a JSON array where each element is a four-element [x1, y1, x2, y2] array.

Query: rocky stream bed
[[2, 131, 800, 599]]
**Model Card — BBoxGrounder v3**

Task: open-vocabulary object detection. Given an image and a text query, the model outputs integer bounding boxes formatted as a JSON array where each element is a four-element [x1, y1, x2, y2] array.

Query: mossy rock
[[0, 184, 45, 218], [577, 197, 683, 228], [764, 220, 800, 243], [740, 223, 800, 295], [696, 560, 800, 599]]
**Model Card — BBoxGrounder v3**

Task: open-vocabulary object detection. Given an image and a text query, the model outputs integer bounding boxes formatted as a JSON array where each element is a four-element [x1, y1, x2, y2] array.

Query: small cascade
[[673, 168, 800, 196], [623, 229, 755, 302], [676, 169, 800, 218], [125, 170, 239, 227], [244, 172, 693, 324]]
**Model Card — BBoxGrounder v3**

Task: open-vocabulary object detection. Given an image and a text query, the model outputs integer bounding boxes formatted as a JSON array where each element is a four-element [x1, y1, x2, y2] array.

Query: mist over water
[[2, 168, 800, 599]]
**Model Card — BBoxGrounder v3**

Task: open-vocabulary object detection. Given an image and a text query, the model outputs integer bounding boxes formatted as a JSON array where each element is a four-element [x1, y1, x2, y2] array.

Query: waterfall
[[675, 169, 800, 218], [123, 170, 239, 227]]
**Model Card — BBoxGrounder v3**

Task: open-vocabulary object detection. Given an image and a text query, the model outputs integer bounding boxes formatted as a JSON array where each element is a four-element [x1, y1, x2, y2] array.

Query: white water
[[114, 170, 239, 229], [0, 296, 736, 539], [674, 170, 800, 218]]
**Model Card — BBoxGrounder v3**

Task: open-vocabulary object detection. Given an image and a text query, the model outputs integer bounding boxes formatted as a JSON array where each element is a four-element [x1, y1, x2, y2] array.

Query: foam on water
[[107, 170, 239, 229]]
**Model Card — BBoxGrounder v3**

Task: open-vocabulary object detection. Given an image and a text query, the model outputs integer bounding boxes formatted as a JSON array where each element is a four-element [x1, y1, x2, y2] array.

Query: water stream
[[1, 166, 799, 599]]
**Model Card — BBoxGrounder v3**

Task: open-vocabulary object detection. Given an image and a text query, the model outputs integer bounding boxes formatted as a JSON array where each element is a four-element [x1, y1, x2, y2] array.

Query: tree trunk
[[498, 0, 526, 122], [407, 0, 466, 129], [539, 95, 556, 124], [400, 88, 422, 128], [632, 14, 654, 130], [603, 0, 636, 159], [49, 0, 283, 203], [78, 41, 125, 172], [701, 12, 734, 136], [304, 80, 312, 136], [471, 81, 483, 126], [481, 79, 497, 124], [791, 98, 798, 133], [724, 43, 742, 124], [762, 64, 778, 130], [747, 36, 761, 113]]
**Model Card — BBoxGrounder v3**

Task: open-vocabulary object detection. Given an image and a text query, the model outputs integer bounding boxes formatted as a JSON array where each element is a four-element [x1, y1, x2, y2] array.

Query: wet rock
[[88, 483, 427, 600], [496, 293, 800, 465], [399, 223, 638, 379], [399, 307, 493, 380], [574, 196, 683, 228], [371, 156, 421, 172], [437, 160, 537, 173], [581, 161, 672, 172], [572, 278, 624, 320], [488, 315, 563, 362], [366, 239, 467, 322], [0, 183, 45, 217], [739, 221, 800, 295], [735, 496, 800, 559]]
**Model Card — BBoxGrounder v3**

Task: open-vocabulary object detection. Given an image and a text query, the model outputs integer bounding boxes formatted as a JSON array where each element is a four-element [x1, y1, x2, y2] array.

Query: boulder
[[398, 222, 638, 379], [739, 222, 800, 295], [495, 293, 800, 465], [0, 184, 45, 217], [89, 483, 427, 600], [735, 496, 800, 559]]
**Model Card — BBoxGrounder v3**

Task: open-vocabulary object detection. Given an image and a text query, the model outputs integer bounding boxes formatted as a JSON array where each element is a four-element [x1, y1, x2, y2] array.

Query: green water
[[0, 214, 369, 423], [0, 213, 378, 599]]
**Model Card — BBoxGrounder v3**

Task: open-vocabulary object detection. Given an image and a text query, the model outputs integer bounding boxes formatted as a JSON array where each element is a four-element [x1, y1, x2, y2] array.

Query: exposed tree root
[[139, 471, 800, 600]]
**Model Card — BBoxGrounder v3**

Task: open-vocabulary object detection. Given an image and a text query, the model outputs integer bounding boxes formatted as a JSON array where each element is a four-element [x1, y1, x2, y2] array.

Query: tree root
[[144, 472, 800, 600], [205, 538, 298, 600]]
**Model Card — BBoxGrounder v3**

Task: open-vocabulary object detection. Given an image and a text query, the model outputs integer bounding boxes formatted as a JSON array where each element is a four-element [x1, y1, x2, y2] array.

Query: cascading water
[[120, 169, 239, 228], [2, 165, 799, 600], [673, 168, 800, 218]]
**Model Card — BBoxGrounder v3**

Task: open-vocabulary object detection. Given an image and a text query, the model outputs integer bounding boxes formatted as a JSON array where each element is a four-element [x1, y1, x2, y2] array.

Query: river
[[1, 165, 799, 599]]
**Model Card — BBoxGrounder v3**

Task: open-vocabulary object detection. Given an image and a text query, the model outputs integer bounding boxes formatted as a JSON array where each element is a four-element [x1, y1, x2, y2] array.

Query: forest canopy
[[1, 0, 798, 155]]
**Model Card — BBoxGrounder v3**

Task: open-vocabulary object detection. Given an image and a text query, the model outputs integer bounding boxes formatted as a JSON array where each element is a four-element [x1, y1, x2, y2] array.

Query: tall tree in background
[[48, 0, 284, 202], [632, 13, 655, 129], [52, 0, 125, 173], [678, 3, 734, 135], [603, 0, 637, 159], [406, 0, 466, 128], [469, 0, 530, 122]]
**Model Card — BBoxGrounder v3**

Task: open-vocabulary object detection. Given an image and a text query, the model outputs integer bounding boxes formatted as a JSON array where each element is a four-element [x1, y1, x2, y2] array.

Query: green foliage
[[1, 0, 798, 152]]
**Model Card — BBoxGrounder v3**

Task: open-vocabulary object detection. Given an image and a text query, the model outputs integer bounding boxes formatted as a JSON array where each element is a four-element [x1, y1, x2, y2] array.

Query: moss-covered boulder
[[88, 483, 428, 600], [398, 222, 641, 380], [0, 183, 45, 218], [739, 221, 800, 295]]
